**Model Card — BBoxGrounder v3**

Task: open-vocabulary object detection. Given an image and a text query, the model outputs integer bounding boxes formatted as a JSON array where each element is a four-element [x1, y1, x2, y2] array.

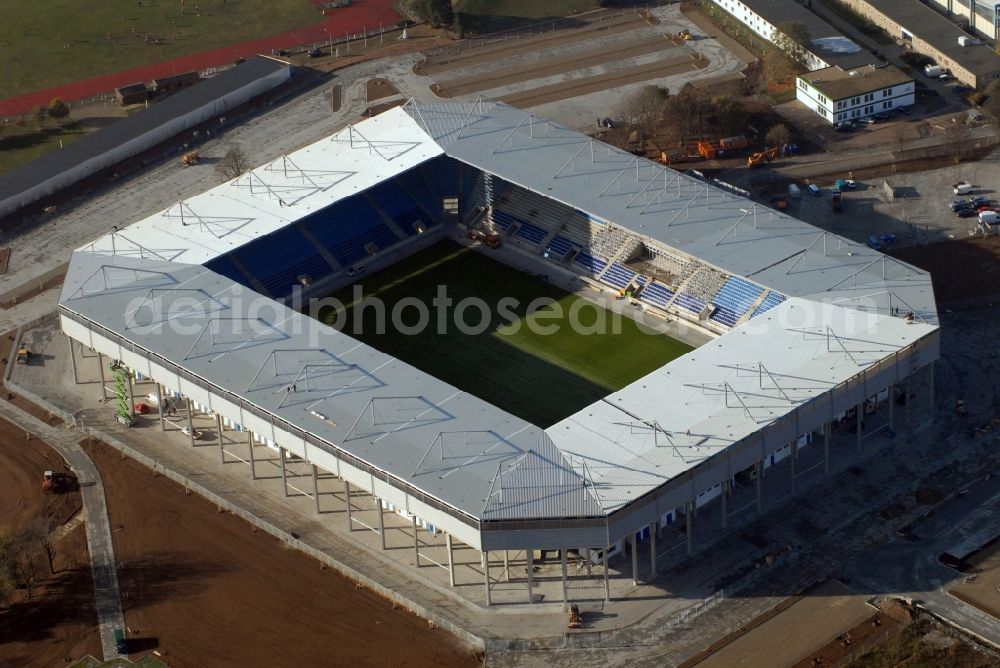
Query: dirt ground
[[414, 12, 649, 76], [0, 424, 100, 666], [950, 538, 1000, 621], [86, 440, 479, 668], [366, 78, 400, 103], [684, 580, 878, 668], [891, 236, 1000, 306]]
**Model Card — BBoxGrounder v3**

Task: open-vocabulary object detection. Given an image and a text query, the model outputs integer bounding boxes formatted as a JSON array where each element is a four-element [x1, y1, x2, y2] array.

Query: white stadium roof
[[63, 101, 938, 527]]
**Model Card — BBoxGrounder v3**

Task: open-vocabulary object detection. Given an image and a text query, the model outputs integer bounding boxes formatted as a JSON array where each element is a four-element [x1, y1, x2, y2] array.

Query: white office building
[[796, 64, 915, 123]]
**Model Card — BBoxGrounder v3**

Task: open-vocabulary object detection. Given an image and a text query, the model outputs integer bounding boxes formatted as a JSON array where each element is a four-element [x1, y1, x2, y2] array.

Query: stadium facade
[[58, 101, 938, 604]]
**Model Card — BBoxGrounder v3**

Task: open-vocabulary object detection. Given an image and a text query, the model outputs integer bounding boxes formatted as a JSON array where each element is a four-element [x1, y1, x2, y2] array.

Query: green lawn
[[0, 122, 87, 175], [456, 0, 600, 35], [317, 241, 692, 426], [0, 0, 320, 98]]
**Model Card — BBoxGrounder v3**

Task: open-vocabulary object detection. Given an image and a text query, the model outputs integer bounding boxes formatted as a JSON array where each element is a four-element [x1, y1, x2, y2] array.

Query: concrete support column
[[68, 338, 79, 384], [755, 461, 763, 514], [446, 533, 455, 587], [502, 550, 509, 582], [484, 551, 491, 606], [216, 413, 224, 465], [279, 447, 288, 496], [649, 522, 657, 578], [856, 402, 863, 453], [526, 548, 533, 602], [97, 353, 108, 401], [247, 431, 256, 479], [156, 384, 165, 431], [312, 465, 320, 514], [630, 534, 639, 586], [824, 423, 831, 474], [412, 515, 419, 566], [561, 549, 569, 609], [603, 545, 610, 603], [344, 481, 353, 530], [585, 548, 592, 578], [372, 498, 383, 547], [686, 501, 694, 555], [186, 398, 195, 447], [790, 440, 798, 496]]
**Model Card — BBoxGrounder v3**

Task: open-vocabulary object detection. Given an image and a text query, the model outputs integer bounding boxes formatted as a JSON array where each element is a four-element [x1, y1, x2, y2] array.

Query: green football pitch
[[315, 241, 692, 427]]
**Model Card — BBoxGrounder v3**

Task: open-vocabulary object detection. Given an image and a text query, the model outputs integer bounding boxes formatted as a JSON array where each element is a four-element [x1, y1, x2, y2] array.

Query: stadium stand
[[205, 225, 334, 299], [673, 292, 706, 315], [752, 290, 787, 318], [709, 276, 765, 328], [297, 196, 399, 267], [638, 281, 674, 309], [515, 221, 548, 245], [574, 250, 607, 276], [601, 262, 637, 291], [544, 234, 577, 259], [365, 180, 431, 236], [684, 265, 729, 303], [385, 168, 439, 222]]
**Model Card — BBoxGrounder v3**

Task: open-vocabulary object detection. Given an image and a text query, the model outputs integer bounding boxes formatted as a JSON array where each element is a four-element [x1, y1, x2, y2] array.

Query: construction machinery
[[181, 150, 200, 166], [677, 29, 693, 41], [42, 470, 55, 492], [15, 347, 30, 364], [747, 146, 778, 167], [468, 228, 502, 248]]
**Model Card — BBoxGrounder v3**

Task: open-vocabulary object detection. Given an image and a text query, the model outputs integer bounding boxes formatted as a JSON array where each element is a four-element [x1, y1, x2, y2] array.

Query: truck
[[15, 348, 29, 364], [832, 192, 843, 212], [180, 150, 200, 166], [924, 64, 943, 77]]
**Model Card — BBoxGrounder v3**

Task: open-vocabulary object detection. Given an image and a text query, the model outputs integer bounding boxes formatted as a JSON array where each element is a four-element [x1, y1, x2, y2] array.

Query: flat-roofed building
[[796, 64, 914, 123], [712, 0, 878, 71], [839, 0, 1000, 88]]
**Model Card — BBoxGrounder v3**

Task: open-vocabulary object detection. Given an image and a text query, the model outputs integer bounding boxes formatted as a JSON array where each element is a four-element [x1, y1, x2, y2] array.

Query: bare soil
[[499, 54, 707, 109], [85, 440, 480, 668], [330, 83, 342, 113], [433, 34, 676, 98], [890, 235, 1000, 307], [415, 12, 648, 76], [366, 78, 400, 103], [0, 421, 99, 666]]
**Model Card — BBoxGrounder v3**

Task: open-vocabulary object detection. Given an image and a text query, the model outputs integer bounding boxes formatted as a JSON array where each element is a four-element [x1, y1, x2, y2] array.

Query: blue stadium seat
[[600, 263, 637, 290], [515, 221, 548, 245], [674, 292, 706, 314], [638, 282, 673, 309], [204, 254, 248, 284], [751, 291, 786, 318], [367, 180, 429, 235], [212, 225, 334, 297], [300, 196, 400, 266], [391, 168, 440, 219], [573, 251, 607, 276], [711, 276, 764, 323], [545, 235, 575, 256]]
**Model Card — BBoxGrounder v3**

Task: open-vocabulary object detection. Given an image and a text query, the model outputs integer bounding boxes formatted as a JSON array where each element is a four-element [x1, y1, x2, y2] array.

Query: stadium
[[58, 100, 939, 606]]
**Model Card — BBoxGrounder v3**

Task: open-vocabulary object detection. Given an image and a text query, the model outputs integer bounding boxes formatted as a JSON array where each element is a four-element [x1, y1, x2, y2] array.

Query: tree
[[0, 530, 41, 601], [614, 85, 669, 150], [47, 98, 70, 123], [981, 80, 1000, 121], [709, 96, 749, 136], [215, 145, 251, 180], [30, 515, 58, 575], [765, 124, 791, 149], [31, 105, 45, 129], [762, 47, 797, 85], [405, 0, 454, 28], [772, 21, 812, 68]]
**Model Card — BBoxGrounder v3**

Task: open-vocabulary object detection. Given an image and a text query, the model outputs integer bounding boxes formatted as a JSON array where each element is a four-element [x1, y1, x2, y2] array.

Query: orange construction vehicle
[[468, 228, 501, 248], [42, 470, 55, 492], [747, 146, 778, 167], [719, 135, 748, 150]]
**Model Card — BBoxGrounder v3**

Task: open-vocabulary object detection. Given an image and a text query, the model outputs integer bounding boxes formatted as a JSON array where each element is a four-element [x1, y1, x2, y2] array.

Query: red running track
[[0, 0, 399, 117]]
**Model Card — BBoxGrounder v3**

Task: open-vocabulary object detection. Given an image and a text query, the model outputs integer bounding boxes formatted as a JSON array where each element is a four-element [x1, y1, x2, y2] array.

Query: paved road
[[0, 398, 125, 660]]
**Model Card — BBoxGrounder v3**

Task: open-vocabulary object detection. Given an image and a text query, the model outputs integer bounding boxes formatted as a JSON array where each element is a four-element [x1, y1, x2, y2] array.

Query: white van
[[787, 183, 802, 199], [979, 210, 998, 225], [954, 182, 973, 195]]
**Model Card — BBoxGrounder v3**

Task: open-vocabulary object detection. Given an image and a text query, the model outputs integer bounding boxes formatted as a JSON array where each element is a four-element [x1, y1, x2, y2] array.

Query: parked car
[[970, 196, 991, 207], [939, 73, 953, 81], [308, 48, 324, 58], [807, 183, 821, 196], [951, 201, 973, 212], [860, 117, 876, 126], [867, 236, 884, 251], [844, 179, 857, 189], [898, 106, 913, 115], [957, 208, 977, 218], [954, 182, 973, 195], [835, 121, 855, 132]]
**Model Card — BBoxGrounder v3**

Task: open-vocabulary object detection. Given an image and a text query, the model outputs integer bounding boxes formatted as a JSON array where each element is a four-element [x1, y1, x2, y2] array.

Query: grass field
[[0, 0, 320, 98], [456, 0, 600, 35], [317, 241, 692, 426], [0, 122, 87, 175]]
